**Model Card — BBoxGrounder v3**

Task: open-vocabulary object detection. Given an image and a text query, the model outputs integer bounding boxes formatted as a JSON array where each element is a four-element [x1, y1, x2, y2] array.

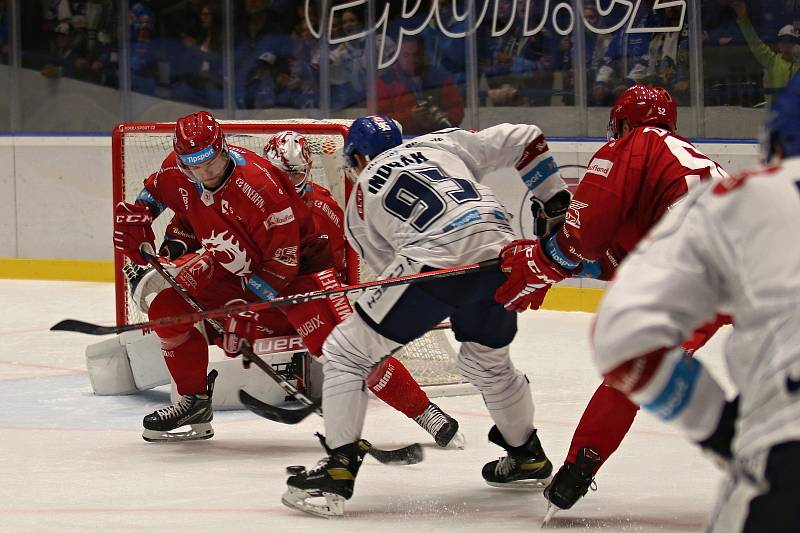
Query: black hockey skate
[[414, 402, 465, 449], [482, 425, 553, 489], [142, 370, 217, 442], [543, 447, 601, 510], [282, 433, 371, 518]]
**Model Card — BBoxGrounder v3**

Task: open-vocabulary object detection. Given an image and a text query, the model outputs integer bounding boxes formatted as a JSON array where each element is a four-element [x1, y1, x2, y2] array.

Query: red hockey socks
[[367, 356, 430, 418], [161, 327, 209, 396], [566, 382, 640, 471]]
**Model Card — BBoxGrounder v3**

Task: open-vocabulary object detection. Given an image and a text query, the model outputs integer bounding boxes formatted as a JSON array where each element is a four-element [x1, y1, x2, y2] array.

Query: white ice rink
[[0, 279, 733, 532]]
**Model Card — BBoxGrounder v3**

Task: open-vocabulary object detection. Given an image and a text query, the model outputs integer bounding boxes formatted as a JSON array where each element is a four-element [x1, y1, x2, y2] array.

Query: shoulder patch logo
[[586, 158, 614, 179]]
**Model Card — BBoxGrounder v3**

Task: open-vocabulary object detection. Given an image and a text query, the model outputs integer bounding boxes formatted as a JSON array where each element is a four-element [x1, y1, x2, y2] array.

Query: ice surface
[[0, 279, 731, 532]]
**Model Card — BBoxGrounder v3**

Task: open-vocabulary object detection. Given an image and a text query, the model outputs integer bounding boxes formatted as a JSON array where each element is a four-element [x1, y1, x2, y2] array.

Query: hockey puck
[[285, 465, 306, 475]]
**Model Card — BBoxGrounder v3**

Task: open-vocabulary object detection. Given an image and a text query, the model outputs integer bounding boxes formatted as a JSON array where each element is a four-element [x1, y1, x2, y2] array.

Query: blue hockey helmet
[[343, 115, 403, 169], [762, 73, 800, 163]]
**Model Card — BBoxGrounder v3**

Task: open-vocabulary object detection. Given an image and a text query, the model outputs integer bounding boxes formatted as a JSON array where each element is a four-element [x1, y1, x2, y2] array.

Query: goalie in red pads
[[114, 114, 462, 448]]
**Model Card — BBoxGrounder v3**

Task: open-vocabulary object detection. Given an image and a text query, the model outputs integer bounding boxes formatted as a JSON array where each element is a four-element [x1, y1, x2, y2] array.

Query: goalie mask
[[263, 131, 313, 196], [174, 111, 230, 187]]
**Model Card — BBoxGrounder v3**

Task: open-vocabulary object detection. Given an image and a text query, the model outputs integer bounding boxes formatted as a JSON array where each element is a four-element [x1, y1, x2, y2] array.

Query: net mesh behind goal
[[112, 119, 467, 388]]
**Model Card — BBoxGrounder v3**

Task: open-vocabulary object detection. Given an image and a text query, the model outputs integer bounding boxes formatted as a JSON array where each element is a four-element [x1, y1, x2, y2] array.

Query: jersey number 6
[[383, 167, 480, 231]]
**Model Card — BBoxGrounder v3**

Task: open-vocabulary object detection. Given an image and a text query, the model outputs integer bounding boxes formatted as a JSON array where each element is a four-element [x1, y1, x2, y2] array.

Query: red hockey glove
[[174, 251, 217, 297], [221, 311, 261, 358], [114, 202, 155, 265], [494, 239, 569, 312]]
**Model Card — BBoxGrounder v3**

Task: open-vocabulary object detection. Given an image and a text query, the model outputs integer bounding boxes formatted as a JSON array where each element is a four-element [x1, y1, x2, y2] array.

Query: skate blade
[[142, 423, 214, 443], [443, 430, 466, 450], [281, 487, 345, 518], [485, 476, 551, 490], [541, 503, 559, 527]]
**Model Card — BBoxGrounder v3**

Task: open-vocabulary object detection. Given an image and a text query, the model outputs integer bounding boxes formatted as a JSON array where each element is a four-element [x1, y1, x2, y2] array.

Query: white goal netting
[[113, 118, 468, 389]]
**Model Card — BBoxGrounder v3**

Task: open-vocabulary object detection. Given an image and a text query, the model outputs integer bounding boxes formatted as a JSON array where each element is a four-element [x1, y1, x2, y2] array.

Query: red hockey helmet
[[607, 85, 677, 141], [174, 111, 229, 184]]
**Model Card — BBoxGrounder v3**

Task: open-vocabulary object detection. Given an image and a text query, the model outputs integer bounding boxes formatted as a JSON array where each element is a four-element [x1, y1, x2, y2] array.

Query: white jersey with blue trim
[[344, 124, 567, 274], [592, 156, 800, 458]]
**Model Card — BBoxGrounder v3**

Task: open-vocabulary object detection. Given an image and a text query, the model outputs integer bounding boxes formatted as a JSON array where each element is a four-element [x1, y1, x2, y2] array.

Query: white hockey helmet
[[263, 131, 313, 195]]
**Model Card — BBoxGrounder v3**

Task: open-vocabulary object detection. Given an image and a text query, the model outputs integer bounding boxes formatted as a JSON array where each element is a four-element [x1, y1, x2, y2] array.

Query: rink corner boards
[[0, 258, 604, 313]]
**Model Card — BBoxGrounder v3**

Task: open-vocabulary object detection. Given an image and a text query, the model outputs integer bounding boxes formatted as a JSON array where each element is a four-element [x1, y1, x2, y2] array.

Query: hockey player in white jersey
[[282, 116, 571, 517], [591, 76, 800, 532]]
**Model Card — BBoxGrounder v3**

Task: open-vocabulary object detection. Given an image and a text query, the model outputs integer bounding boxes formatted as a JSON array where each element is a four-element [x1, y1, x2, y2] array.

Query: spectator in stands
[[171, 3, 223, 107], [591, 1, 660, 105], [128, 1, 157, 95], [40, 21, 83, 79], [249, 50, 300, 109], [479, 0, 555, 106], [420, 0, 467, 87], [377, 35, 464, 135], [328, 9, 368, 109], [734, 0, 800, 102], [234, 0, 293, 109], [648, 5, 691, 105]]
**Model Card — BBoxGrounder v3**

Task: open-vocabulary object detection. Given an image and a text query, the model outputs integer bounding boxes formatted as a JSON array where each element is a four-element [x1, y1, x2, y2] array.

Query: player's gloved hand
[[531, 189, 572, 238], [221, 311, 261, 358], [494, 239, 569, 312], [696, 396, 739, 470], [174, 251, 217, 297], [113, 202, 155, 265]]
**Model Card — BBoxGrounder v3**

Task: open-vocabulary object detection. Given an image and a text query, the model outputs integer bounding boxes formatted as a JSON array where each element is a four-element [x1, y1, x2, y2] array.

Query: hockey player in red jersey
[[262, 130, 464, 448], [494, 85, 732, 515], [113, 111, 334, 441]]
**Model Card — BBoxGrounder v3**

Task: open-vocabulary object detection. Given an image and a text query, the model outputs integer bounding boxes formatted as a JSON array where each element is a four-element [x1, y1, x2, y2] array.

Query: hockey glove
[[174, 251, 217, 297], [531, 189, 572, 238], [494, 239, 569, 312], [113, 202, 155, 266], [221, 311, 261, 358], [697, 396, 739, 469]]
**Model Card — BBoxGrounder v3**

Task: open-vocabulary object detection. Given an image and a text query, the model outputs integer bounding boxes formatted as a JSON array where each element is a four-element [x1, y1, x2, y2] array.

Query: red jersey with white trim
[[308, 183, 347, 278], [139, 145, 316, 292], [556, 126, 727, 274]]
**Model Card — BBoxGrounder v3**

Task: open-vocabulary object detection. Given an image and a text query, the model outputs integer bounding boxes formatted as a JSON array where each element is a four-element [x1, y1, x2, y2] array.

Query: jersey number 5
[[383, 167, 480, 231]]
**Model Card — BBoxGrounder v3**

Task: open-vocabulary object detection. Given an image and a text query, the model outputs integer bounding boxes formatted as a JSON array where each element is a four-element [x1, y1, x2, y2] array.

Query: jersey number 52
[[383, 167, 481, 231]]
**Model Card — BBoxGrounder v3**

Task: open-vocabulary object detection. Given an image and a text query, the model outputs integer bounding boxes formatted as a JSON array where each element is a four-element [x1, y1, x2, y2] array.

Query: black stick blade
[[239, 389, 319, 425], [368, 443, 424, 465], [50, 319, 129, 336]]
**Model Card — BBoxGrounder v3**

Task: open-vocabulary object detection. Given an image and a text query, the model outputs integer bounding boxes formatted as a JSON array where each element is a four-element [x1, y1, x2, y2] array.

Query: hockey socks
[[566, 382, 638, 468], [161, 327, 210, 396], [367, 357, 429, 418]]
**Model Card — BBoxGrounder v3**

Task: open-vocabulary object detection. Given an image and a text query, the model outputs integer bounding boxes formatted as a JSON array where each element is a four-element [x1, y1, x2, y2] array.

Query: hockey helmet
[[263, 131, 313, 195], [174, 111, 229, 185], [761, 74, 800, 163], [343, 115, 403, 170], [607, 85, 677, 141]]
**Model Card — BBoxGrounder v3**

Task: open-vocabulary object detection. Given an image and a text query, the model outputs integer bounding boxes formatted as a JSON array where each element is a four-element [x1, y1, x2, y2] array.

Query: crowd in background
[[6, 0, 800, 133]]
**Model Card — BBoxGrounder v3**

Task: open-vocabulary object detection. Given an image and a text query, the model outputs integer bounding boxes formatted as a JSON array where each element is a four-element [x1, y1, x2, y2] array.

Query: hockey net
[[112, 119, 468, 389]]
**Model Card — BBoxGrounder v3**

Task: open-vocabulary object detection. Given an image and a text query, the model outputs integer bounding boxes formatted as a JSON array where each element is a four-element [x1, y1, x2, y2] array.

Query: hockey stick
[[51, 258, 501, 336], [138, 250, 423, 466]]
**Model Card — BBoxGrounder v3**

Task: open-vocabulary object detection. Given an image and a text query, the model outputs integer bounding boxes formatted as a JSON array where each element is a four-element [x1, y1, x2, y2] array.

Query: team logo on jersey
[[202, 230, 252, 276], [221, 198, 233, 215], [272, 246, 298, 267], [565, 200, 589, 229], [586, 158, 614, 179], [178, 187, 190, 210]]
